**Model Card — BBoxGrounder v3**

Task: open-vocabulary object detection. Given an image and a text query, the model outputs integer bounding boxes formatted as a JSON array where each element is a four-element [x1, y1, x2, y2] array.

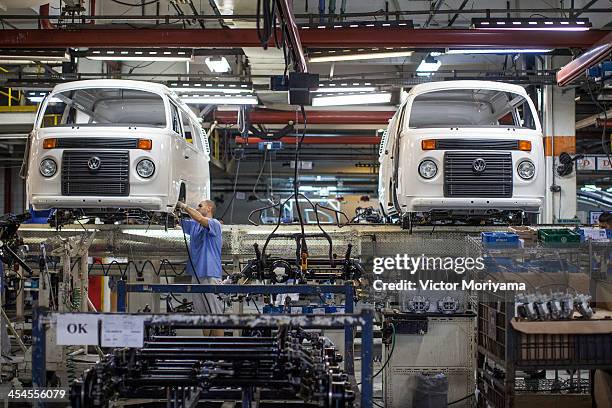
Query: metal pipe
[[0, 28, 606, 49], [2, 8, 612, 20], [139, 349, 279, 358], [151, 336, 276, 342], [236, 136, 381, 144], [215, 109, 394, 125], [557, 31, 612, 86]]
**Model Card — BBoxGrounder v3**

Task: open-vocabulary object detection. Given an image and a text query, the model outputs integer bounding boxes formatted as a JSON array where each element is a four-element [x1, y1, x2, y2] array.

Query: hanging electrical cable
[[293, 105, 308, 258]]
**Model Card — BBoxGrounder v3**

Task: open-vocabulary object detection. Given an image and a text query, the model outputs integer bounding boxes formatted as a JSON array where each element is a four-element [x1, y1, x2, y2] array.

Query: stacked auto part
[[70, 327, 355, 408], [515, 292, 594, 320]]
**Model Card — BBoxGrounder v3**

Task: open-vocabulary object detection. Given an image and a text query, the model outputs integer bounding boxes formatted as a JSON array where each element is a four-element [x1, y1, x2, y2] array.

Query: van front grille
[[61, 151, 130, 196], [444, 152, 513, 198]]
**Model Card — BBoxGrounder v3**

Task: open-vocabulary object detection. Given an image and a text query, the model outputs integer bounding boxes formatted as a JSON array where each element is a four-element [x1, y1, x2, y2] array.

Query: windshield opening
[[40, 88, 167, 128], [408, 88, 537, 129]]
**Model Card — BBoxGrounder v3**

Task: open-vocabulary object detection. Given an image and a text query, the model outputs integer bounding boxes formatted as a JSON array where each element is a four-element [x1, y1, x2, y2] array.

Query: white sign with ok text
[[56, 314, 99, 345]]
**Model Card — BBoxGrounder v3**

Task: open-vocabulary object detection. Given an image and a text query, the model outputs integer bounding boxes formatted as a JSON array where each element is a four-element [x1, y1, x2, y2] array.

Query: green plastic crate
[[537, 228, 581, 244]]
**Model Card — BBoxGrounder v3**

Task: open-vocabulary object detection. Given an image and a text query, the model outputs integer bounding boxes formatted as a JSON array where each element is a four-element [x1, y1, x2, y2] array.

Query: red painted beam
[[214, 109, 394, 125], [0, 28, 607, 49], [557, 31, 612, 86], [236, 136, 381, 144], [596, 118, 612, 128]]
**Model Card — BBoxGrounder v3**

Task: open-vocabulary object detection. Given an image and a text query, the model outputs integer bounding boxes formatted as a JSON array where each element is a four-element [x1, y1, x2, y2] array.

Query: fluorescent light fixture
[[168, 81, 252, 94], [86, 49, 193, 62], [315, 87, 377, 93], [446, 48, 553, 54], [0, 51, 68, 65], [205, 56, 231, 73], [317, 81, 377, 93], [171, 87, 250, 94], [300, 20, 413, 29], [416, 57, 441, 77], [309, 50, 414, 63], [27, 96, 61, 103], [472, 17, 591, 31], [312, 92, 391, 107], [89, 55, 191, 61], [0, 59, 64, 65], [180, 94, 258, 105]]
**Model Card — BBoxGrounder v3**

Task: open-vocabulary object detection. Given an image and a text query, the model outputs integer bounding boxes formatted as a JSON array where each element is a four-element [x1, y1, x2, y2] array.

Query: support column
[[79, 255, 88, 312], [542, 56, 577, 223]]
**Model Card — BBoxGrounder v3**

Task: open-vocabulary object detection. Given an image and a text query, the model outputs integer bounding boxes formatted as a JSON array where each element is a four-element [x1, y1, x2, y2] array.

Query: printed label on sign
[[56, 314, 99, 345], [101, 315, 145, 348], [590, 211, 604, 225], [576, 157, 595, 171], [597, 157, 612, 171]]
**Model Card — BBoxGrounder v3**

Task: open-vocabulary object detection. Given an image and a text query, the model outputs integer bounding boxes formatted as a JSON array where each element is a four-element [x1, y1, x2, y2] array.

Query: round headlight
[[517, 160, 535, 180], [39, 158, 57, 177], [418, 160, 438, 179], [136, 159, 155, 178]]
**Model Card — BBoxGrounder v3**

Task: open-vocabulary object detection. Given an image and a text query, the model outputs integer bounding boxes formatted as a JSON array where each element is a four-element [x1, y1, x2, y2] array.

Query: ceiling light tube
[[181, 95, 258, 105], [312, 92, 391, 107], [309, 50, 414, 63], [472, 17, 591, 31], [88, 56, 191, 62], [205, 56, 232, 73], [170, 87, 251, 94], [416, 57, 441, 77], [314, 87, 377, 93], [445, 48, 554, 54], [87, 49, 193, 62]]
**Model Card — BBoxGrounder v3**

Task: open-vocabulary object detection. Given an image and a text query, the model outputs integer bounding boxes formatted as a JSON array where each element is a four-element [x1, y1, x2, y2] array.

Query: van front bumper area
[[31, 195, 165, 211], [408, 197, 543, 213]]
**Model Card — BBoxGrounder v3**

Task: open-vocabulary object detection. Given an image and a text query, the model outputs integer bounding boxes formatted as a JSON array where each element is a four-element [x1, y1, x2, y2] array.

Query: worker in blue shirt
[[177, 199, 224, 335]]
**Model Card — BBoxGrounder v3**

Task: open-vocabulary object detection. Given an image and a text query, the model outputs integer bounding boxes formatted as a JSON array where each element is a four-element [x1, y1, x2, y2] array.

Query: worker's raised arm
[[178, 202, 211, 228]]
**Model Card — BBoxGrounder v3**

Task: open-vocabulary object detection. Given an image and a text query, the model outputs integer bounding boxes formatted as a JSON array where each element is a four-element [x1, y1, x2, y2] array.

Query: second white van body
[[378, 80, 545, 222]]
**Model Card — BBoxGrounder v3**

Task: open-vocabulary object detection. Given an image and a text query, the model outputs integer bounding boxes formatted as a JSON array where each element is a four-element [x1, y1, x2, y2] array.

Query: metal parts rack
[[116, 283, 358, 374], [32, 309, 374, 408]]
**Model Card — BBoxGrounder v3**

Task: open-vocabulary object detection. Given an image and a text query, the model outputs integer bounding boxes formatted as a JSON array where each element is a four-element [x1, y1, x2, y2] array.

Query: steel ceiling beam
[[0, 28, 607, 49], [236, 136, 381, 144], [557, 31, 612, 86], [214, 109, 394, 125]]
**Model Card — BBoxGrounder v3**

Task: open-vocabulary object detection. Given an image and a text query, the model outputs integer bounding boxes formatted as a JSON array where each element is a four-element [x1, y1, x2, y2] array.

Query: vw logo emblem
[[87, 156, 101, 171], [472, 158, 487, 173]]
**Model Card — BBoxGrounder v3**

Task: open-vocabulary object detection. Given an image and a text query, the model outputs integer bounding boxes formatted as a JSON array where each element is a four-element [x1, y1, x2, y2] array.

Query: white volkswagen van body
[[25, 79, 211, 219], [378, 80, 545, 224]]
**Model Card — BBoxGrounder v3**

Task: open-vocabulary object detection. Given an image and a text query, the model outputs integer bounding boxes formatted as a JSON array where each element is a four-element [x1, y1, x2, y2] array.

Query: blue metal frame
[[31, 307, 46, 408], [31, 307, 374, 408], [117, 282, 357, 374]]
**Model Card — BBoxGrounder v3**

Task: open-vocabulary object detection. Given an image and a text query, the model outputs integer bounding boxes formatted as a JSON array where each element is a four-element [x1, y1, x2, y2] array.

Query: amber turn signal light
[[137, 139, 153, 150], [42, 138, 57, 149], [421, 139, 436, 150], [518, 140, 532, 151]]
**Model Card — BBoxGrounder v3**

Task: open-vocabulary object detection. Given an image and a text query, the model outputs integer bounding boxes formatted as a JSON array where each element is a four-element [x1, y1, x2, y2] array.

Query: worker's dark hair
[[598, 211, 612, 225]]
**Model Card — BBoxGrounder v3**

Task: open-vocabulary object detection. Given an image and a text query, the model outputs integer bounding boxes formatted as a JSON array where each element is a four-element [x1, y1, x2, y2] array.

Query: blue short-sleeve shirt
[[181, 218, 222, 279]]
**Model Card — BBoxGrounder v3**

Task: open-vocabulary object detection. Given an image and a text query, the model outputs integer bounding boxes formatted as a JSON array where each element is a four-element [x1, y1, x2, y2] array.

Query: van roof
[[51, 79, 170, 95], [409, 80, 527, 96]]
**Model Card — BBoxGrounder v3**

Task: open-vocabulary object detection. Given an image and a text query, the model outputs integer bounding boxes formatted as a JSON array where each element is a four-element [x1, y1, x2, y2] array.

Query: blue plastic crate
[[481, 232, 520, 247], [325, 306, 345, 314], [262, 305, 285, 314]]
